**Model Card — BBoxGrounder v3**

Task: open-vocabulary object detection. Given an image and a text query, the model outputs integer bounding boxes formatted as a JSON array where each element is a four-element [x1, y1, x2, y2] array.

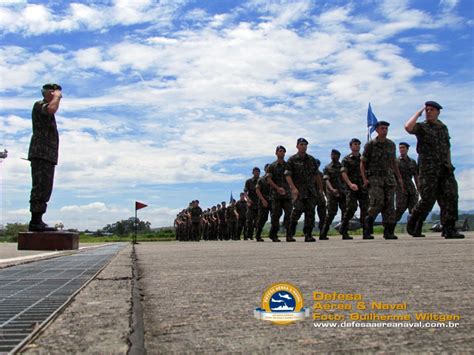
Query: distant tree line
[[101, 217, 151, 236]]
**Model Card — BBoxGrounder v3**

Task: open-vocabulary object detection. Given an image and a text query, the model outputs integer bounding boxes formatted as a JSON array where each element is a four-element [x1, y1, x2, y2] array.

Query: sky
[[0, 0, 473, 230]]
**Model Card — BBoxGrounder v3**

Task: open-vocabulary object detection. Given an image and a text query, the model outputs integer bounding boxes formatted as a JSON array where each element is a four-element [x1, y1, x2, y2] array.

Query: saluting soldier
[[320, 149, 348, 240], [28, 83, 63, 232], [405, 101, 464, 239], [285, 138, 324, 242], [395, 142, 419, 222], [361, 121, 403, 240], [266, 145, 293, 242]]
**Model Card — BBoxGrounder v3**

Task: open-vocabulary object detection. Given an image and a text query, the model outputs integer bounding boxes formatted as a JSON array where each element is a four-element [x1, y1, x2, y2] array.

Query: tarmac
[[2, 232, 473, 354]]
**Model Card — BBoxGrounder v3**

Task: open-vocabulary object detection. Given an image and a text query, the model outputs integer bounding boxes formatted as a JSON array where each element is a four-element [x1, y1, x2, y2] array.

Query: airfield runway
[[18, 232, 474, 353]]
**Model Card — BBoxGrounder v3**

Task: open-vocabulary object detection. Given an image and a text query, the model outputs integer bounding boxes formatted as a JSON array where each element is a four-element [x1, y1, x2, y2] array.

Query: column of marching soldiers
[[174, 134, 425, 242]]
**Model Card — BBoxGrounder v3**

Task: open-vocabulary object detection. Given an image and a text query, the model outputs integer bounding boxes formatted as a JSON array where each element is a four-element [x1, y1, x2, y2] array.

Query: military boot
[[303, 227, 316, 242], [363, 216, 375, 240], [406, 211, 420, 237], [383, 223, 398, 240], [29, 213, 57, 232], [339, 220, 353, 240], [269, 227, 281, 242], [319, 223, 329, 240], [444, 221, 465, 239]]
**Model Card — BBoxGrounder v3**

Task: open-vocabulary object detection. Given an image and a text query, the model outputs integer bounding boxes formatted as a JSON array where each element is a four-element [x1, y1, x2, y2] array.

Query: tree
[[101, 217, 151, 236]]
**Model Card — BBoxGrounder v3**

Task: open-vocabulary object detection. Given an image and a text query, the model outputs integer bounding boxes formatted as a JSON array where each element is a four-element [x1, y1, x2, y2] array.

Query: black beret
[[42, 83, 62, 90], [253, 167, 260, 172], [275, 145, 286, 153], [425, 101, 442, 110], [350, 138, 361, 145], [331, 149, 341, 156], [399, 142, 410, 148], [315, 159, 321, 166], [297, 137, 308, 144], [375, 121, 390, 128]]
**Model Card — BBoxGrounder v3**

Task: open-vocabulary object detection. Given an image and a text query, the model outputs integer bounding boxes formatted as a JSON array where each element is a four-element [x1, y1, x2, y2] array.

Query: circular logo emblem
[[261, 282, 304, 325]]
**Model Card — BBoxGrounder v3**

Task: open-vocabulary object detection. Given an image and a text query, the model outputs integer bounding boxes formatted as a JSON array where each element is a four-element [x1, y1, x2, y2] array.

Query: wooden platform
[[18, 232, 79, 250]]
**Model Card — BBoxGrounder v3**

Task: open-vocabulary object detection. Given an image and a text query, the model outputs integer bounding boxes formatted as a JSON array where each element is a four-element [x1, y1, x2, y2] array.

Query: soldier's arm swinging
[[341, 171, 358, 191], [285, 175, 298, 202], [256, 185, 269, 208], [360, 160, 369, 188]]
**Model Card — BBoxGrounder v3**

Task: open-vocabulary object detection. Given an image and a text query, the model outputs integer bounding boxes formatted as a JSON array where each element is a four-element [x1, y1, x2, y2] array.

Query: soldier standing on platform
[[235, 193, 247, 240], [361, 121, 404, 240], [320, 149, 348, 240], [28, 83, 62, 232], [267, 146, 293, 242], [340, 138, 369, 239], [285, 138, 324, 242], [405, 101, 464, 239], [244, 167, 260, 240], [395, 142, 419, 222]]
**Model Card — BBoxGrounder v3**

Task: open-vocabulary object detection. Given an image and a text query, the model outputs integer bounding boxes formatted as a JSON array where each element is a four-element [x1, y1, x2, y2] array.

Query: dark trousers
[[30, 158, 55, 214], [270, 196, 292, 237]]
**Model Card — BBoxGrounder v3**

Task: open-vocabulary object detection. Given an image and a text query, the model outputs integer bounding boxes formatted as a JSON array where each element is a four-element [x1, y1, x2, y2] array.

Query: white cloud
[[457, 169, 474, 211], [415, 43, 442, 53]]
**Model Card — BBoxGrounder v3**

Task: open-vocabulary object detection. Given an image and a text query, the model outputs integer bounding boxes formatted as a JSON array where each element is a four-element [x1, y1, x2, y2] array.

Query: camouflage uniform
[[255, 176, 271, 240], [321, 161, 346, 235], [409, 120, 459, 233], [244, 177, 259, 239], [315, 169, 327, 231], [190, 205, 202, 241], [340, 153, 368, 235], [235, 199, 247, 240], [226, 204, 239, 240], [28, 99, 58, 214], [362, 137, 397, 238], [395, 156, 419, 221], [217, 205, 228, 240], [285, 153, 321, 239], [267, 160, 292, 240]]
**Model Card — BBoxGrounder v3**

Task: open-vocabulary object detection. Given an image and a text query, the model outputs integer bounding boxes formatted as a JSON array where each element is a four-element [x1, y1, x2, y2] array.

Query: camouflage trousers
[[245, 206, 258, 239], [256, 205, 271, 238], [395, 188, 419, 222], [342, 188, 368, 225], [290, 194, 317, 234], [237, 217, 246, 239], [413, 170, 458, 225], [30, 158, 55, 214], [227, 220, 238, 240], [367, 182, 396, 224], [218, 222, 228, 240], [315, 191, 327, 230], [270, 196, 292, 237], [323, 192, 346, 227], [191, 222, 201, 241]]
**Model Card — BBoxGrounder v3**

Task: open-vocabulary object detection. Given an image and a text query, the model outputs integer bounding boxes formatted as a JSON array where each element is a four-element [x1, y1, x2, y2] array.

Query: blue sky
[[1, 0, 473, 230]]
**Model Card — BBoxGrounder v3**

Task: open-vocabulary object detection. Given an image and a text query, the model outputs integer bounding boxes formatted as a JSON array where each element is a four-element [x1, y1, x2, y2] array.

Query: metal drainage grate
[[0, 243, 126, 354]]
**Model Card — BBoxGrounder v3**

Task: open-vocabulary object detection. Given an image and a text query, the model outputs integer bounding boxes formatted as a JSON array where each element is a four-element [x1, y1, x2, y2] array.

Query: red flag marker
[[135, 201, 148, 210]]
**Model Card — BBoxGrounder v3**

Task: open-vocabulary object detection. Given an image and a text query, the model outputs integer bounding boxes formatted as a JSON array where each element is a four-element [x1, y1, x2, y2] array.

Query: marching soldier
[[267, 146, 293, 242], [320, 149, 347, 240], [255, 164, 271, 242], [314, 159, 327, 237], [340, 138, 369, 239], [244, 167, 260, 240], [405, 101, 464, 239], [395, 142, 419, 222], [361, 121, 404, 240], [285, 138, 324, 242], [226, 199, 240, 240], [217, 202, 228, 240], [190, 200, 202, 241], [235, 193, 247, 240]]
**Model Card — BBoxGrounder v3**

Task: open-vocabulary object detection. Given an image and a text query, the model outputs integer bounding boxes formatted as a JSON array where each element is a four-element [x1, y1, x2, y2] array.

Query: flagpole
[[134, 207, 137, 244]]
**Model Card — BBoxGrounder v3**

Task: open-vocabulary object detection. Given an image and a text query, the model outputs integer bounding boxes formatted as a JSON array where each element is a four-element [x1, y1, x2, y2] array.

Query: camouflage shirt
[[267, 160, 291, 199], [190, 206, 202, 223], [397, 156, 418, 194], [226, 204, 238, 222], [410, 120, 451, 173], [362, 137, 396, 186], [323, 161, 345, 193], [235, 200, 247, 218], [28, 100, 59, 164], [341, 153, 363, 187], [244, 177, 259, 205], [284, 153, 320, 198], [256, 175, 271, 204]]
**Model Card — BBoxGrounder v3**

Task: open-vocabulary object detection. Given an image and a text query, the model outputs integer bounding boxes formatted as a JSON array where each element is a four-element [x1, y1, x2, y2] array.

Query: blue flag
[[367, 103, 378, 137]]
